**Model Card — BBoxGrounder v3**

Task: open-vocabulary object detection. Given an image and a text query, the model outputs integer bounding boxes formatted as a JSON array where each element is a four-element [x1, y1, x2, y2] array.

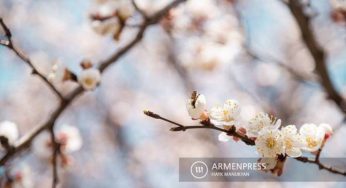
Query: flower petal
[[218, 132, 231, 142]]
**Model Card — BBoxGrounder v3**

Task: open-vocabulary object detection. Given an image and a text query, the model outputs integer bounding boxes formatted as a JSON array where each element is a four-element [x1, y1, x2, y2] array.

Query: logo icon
[[190, 161, 208, 179]]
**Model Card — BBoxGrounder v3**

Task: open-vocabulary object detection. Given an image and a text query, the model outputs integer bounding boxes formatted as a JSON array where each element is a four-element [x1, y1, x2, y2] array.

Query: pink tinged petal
[[299, 123, 317, 136]]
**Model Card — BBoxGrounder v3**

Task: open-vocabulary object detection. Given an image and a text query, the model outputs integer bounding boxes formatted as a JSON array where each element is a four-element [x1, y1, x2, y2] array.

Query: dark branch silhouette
[[287, 0, 346, 115]]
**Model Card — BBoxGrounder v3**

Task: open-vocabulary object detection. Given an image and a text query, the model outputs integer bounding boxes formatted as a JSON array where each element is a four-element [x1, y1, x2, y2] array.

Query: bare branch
[[0, 0, 188, 170], [131, 0, 148, 18], [287, 0, 346, 114], [0, 18, 12, 38], [0, 18, 64, 101], [232, 4, 315, 86], [99, 0, 187, 72], [245, 47, 316, 85], [48, 127, 60, 188]]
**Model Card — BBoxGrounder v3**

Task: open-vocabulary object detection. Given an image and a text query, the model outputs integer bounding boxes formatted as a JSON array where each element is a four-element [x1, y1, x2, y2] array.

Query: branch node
[[143, 110, 161, 119], [170, 126, 186, 131]]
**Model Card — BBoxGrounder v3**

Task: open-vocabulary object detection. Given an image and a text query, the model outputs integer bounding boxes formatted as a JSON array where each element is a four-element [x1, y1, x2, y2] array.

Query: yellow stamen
[[306, 137, 318, 148], [266, 137, 276, 149], [84, 78, 94, 86]]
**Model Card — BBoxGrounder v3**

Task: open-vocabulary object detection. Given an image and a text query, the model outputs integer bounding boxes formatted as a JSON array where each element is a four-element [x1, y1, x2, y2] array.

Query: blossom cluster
[[47, 60, 101, 91], [0, 121, 82, 187], [90, 0, 134, 40], [186, 92, 333, 159]]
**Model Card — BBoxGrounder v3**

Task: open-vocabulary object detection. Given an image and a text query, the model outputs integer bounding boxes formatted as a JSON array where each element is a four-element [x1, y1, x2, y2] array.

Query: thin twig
[[232, 4, 315, 85], [131, 0, 148, 19], [48, 127, 60, 188], [0, 0, 188, 169], [0, 18, 64, 101], [144, 110, 346, 176], [245, 47, 316, 85]]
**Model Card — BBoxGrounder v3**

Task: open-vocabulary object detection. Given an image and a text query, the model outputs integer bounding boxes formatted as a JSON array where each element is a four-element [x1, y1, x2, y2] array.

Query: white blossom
[[10, 163, 33, 188], [209, 99, 240, 126], [259, 157, 277, 170], [117, 1, 134, 20], [281, 125, 305, 157], [78, 68, 101, 90], [299, 123, 325, 152], [47, 60, 65, 83], [57, 124, 83, 153], [0, 121, 19, 147], [247, 112, 281, 137], [32, 124, 82, 159], [255, 127, 284, 158], [218, 132, 231, 142], [186, 93, 207, 120], [92, 19, 121, 36]]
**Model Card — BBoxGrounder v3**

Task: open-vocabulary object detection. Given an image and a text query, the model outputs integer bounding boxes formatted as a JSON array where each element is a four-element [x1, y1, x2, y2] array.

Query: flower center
[[306, 136, 318, 148], [84, 77, 94, 86], [266, 137, 276, 149], [285, 138, 293, 149], [223, 110, 234, 122]]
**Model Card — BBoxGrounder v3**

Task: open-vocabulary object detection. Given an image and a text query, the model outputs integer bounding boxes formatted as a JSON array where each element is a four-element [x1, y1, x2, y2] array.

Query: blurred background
[[0, 0, 346, 187]]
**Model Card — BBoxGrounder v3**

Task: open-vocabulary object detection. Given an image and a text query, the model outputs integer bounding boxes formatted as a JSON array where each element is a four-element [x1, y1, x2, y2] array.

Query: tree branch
[[0, 0, 188, 173], [144, 110, 346, 176], [232, 3, 315, 85], [287, 0, 346, 114], [49, 126, 60, 188], [131, 0, 148, 19], [0, 18, 64, 101]]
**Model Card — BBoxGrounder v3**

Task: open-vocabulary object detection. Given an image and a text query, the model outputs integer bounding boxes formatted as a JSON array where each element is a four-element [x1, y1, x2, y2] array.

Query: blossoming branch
[[144, 91, 345, 177]]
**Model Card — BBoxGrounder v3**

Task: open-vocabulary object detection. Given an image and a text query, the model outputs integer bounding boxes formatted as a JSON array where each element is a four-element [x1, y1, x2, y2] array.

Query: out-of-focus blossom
[[117, 1, 134, 21], [209, 99, 240, 126], [255, 127, 284, 158], [0, 121, 19, 148], [78, 68, 101, 90], [331, 0, 346, 9], [185, 0, 218, 20], [330, 0, 346, 23], [57, 124, 83, 153], [47, 60, 73, 83], [255, 63, 281, 87], [247, 112, 281, 137], [186, 92, 207, 120], [8, 163, 33, 188], [91, 19, 121, 36], [94, 0, 117, 16], [281, 125, 304, 157], [32, 124, 82, 159], [299, 123, 326, 152]]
